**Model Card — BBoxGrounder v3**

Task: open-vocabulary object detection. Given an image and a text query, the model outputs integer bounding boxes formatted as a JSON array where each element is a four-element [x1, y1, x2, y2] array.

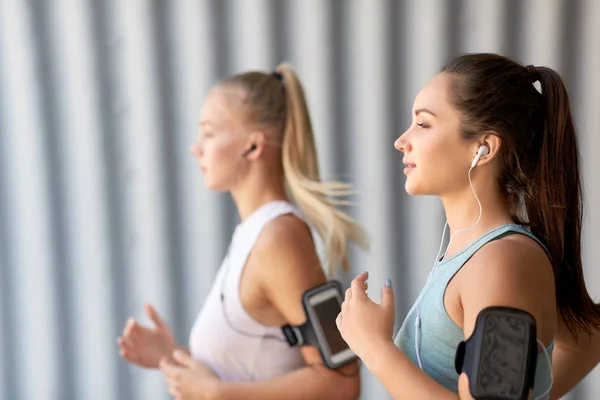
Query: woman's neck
[[230, 173, 290, 221], [439, 180, 513, 258]]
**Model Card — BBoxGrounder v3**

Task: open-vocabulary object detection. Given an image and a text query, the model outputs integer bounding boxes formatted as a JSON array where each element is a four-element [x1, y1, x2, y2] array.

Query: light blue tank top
[[394, 224, 554, 398]]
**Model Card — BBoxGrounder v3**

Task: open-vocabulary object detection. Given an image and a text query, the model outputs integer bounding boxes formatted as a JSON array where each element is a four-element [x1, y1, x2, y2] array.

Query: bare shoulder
[[254, 214, 315, 253], [460, 232, 556, 339], [252, 214, 326, 293], [468, 233, 553, 285], [253, 214, 321, 270]]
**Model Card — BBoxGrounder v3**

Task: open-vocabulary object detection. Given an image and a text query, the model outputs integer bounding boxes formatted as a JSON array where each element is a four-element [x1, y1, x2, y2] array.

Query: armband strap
[[281, 320, 318, 348], [454, 306, 538, 400]]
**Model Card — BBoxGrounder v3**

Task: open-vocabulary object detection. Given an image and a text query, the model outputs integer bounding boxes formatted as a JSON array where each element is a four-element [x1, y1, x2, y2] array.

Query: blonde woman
[[118, 63, 367, 400]]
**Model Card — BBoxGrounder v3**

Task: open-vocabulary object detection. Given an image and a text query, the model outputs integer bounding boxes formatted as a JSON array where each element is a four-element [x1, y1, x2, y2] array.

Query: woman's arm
[[336, 272, 461, 400], [215, 361, 359, 400], [214, 215, 360, 400], [456, 238, 556, 399], [161, 346, 359, 400], [549, 318, 600, 399], [365, 340, 461, 400], [337, 236, 555, 400]]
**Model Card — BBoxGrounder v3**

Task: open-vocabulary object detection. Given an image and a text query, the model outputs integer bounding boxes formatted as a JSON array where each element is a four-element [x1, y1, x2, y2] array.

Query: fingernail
[[385, 279, 392, 288]]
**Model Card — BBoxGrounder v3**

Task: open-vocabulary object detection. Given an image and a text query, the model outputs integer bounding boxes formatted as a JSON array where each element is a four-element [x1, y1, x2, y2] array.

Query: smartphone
[[303, 280, 357, 369]]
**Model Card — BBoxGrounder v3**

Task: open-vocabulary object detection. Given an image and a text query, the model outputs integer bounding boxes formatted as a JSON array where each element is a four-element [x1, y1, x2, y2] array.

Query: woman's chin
[[404, 180, 418, 196], [203, 179, 231, 192], [404, 181, 428, 196], [202, 177, 218, 191]]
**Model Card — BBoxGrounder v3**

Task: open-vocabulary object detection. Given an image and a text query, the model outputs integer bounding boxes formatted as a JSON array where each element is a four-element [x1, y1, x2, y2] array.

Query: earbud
[[416, 145, 488, 370], [470, 145, 489, 168], [241, 144, 257, 157]]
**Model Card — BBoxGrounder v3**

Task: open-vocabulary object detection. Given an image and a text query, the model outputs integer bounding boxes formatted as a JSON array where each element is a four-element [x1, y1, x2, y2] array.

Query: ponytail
[[442, 53, 600, 339], [527, 67, 600, 337], [274, 63, 368, 275], [217, 64, 368, 276]]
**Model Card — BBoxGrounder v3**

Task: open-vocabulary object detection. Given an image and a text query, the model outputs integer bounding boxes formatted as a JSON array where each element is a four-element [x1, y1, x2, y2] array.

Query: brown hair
[[441, 53, 600, 338], [217, 63, 368, 275]]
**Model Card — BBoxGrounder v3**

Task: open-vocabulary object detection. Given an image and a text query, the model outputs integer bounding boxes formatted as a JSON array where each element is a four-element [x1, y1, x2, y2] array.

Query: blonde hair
[[218, 63, 368, 275]]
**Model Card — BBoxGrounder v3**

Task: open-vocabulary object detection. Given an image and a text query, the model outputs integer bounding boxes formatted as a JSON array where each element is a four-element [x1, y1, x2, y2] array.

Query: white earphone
[[413, 142, 553, 400], [470, 144, 490, 168], [414, 145, 489, 370]]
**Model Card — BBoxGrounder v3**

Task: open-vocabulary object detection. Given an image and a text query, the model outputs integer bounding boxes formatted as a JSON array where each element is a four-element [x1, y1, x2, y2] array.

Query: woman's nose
[[189, 142, 202, 157], [394, 132, 411, 153]]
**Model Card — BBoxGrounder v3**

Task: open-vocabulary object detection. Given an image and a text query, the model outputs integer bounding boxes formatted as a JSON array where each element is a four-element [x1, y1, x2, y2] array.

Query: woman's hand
[[336, 272, 396, 365], [160, 350, 220, 400], [117, 304, 178, 368]]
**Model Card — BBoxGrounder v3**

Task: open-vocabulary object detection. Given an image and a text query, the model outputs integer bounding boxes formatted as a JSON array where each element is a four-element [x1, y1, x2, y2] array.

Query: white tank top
[[189, 201, 307, 381]]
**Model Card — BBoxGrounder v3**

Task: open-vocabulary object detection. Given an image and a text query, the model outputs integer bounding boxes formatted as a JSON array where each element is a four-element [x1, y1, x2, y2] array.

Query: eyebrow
[[414, 108, 436, 117]]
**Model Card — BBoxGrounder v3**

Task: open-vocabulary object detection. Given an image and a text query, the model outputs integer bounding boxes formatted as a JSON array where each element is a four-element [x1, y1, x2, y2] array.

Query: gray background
[[0, 0, 598, 399]]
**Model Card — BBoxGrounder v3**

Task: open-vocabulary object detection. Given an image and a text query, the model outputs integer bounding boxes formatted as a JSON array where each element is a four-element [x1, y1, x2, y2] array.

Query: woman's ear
[[475, 133, 501, 166], [243, 131, 268, 160]]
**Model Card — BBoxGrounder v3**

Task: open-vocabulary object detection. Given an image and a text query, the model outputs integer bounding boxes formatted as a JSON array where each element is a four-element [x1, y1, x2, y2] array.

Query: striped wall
[[0, 1, 598, 399]]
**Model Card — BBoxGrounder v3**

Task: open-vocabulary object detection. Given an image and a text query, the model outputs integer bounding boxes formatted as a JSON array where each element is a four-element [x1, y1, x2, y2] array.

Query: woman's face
[[395, 73, 475, 197], [190, 89, 251, 191]]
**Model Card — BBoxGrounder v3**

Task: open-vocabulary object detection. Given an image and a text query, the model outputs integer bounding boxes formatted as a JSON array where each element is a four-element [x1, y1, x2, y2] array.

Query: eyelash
[[416, 122, 429, 128]]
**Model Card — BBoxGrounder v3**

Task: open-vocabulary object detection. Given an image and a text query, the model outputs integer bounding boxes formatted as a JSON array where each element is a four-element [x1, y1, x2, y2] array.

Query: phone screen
[[313, 296, 349, 355]]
